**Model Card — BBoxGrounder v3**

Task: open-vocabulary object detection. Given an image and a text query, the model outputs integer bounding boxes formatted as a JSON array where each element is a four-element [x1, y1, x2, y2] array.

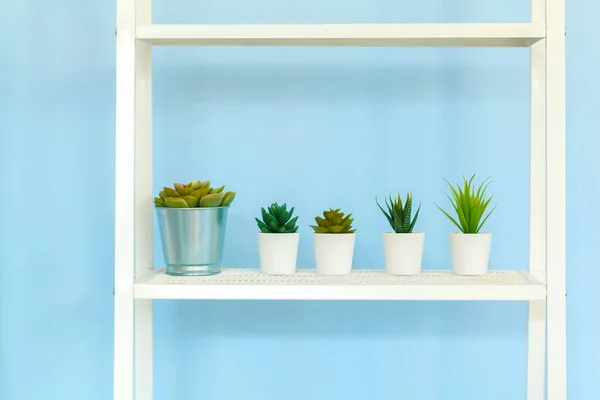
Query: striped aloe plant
[[376, 192, 421, 233]]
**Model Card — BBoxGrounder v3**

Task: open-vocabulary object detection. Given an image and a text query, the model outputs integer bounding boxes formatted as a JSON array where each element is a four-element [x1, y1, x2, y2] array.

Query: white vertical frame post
[[527, 0, 547, 398], [545, 0, 567, 398], [114, 0, 136, 399], [134, 0, 154, 399], [115, 0, 154, 399]]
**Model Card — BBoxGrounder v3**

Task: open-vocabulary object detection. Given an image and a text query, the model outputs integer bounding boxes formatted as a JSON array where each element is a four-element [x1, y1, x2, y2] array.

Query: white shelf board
[[134, 268, 546, 301], [136, 23, 545, 47]]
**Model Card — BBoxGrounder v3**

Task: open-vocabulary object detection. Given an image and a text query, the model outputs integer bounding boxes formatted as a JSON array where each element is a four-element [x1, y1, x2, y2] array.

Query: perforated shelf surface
[[134, 268, 546, 301]]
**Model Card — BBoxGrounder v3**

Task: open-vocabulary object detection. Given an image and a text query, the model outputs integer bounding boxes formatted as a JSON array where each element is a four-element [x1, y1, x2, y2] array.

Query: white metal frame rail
[[114, 0, 566, 399]]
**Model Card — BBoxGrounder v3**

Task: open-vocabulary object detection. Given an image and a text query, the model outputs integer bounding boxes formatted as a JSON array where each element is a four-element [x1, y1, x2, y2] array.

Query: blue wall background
[[0, 0, 597, 399]]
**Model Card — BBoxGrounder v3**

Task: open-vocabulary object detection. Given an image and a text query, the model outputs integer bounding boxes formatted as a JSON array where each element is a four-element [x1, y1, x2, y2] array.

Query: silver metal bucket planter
[[156, 206, 229, 276]]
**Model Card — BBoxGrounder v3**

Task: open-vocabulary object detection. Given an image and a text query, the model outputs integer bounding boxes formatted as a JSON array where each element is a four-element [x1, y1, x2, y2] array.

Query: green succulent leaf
[[409, 203, 421, 232], [159, 190, 168, 200], [263, 212, 278, 226], [154, 197, 165, 207], [277, 210, 289, 224], [255, 218, 272, 233], [315, 216, 329, 228], [214, 185, 225, 194], [284, 216, 299, 231], [311, 226, 330, 233], [260, 206, 269, 217], [182, 195, 199, 207], [164, 198, 189, 208], [191, 180, 202, 190], [221, 192, 236, 206], [285, 206, 295, 220], [164, 187, 180, 198], [191, 188, 211, 199], [375, 197, 394, 227], [402, 195, 412, 232], [178, 187, 194, 196], [199, 193, 224, 207]]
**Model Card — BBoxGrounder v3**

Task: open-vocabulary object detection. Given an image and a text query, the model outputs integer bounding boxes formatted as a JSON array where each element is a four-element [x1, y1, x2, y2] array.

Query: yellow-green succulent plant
[[154, 180, 236, 208], [310, 208, 355, 234]]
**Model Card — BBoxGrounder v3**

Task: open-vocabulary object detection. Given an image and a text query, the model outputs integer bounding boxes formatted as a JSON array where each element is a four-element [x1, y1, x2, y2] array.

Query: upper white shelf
[[136, 23, 545, 47], [134, 268, 546, 301]]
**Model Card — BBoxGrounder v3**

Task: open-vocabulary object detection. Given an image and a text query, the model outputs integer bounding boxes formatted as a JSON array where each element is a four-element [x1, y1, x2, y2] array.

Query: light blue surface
[[0, 1, 597, 399]]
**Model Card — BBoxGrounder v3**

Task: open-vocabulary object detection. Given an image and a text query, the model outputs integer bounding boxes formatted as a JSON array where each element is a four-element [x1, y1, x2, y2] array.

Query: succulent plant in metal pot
[[153, 180, 236, 208], [154, 179, 236, 277]]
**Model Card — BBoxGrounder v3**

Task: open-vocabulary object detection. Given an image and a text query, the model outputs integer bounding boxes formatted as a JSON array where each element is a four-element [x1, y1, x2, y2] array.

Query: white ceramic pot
[[450, 232, 492, 275], [313, 233, 355, 275], [382, 232, 425, 275], [258, 232, 300, 275]]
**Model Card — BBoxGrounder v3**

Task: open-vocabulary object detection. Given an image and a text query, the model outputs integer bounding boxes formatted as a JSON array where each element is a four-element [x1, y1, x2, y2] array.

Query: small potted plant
[[310, 208, 356, 275], [255, 202, 300, 275], [436, 174, 497, 275], [154, 180, 236, 276], [376, 192, 423, 275]]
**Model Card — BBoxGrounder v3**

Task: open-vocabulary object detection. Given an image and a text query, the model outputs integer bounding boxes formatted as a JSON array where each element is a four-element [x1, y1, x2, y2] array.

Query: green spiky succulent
[[154, 180, 236, 208], [310, 208, 355, 234], [255, 203, 299, 233], [376, 192, 421, 233]]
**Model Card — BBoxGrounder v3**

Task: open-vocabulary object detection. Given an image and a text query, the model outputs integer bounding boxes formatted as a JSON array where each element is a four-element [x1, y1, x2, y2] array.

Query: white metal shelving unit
[[114, 0, 566, 399]]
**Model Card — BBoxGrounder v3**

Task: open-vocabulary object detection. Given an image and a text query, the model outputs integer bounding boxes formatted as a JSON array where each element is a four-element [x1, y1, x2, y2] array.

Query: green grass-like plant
[[154, 180, 236, 208], [255, 203, 299, 233], [376, 192, 421, 233], [435, 174, 497, 234], [310, 208, 355, 234]]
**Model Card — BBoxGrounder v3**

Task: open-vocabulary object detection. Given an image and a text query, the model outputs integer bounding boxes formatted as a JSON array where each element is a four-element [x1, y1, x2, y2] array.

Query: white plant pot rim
[[313, 232, 355, 236], [258, 232, 299, 235], [383, 231, 424, 234]]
